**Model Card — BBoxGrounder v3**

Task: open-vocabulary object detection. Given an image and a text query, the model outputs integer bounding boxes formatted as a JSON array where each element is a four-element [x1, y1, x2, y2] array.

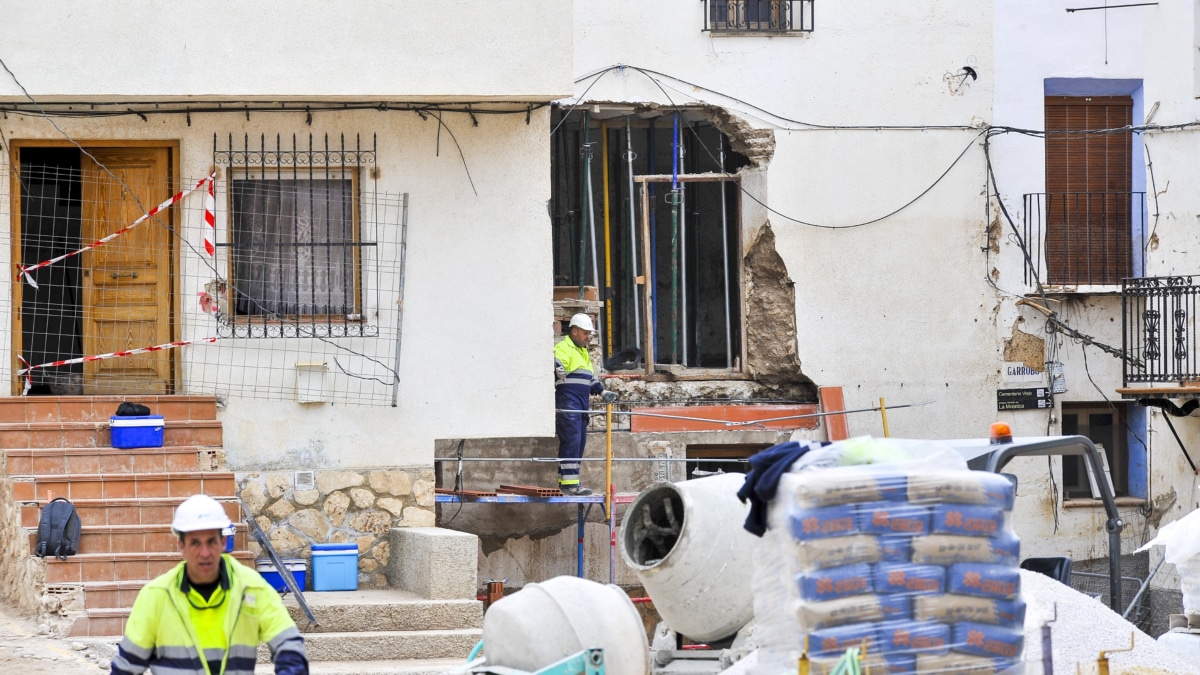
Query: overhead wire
[[0, 55, 402, 387]]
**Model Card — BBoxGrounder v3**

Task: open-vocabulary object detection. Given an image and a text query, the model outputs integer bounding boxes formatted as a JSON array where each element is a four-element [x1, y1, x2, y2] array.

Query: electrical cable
[[0, 55, 402, 387], [623, 65, 986, 230], [550, 66, 619, 137]]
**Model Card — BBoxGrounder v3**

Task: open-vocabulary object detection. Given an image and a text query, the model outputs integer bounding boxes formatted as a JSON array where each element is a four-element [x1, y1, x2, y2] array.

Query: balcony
[[703, 0, 814, 34], [1022, 192, 1146, 288], [1122, 276, 1200, 391]]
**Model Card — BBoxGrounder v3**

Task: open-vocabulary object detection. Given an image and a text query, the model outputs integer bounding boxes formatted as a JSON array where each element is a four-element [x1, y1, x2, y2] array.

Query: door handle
[[109, 272, 139, 280]]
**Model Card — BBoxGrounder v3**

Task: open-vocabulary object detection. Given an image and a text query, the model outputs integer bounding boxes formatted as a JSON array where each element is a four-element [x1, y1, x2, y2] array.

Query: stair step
[[28, 523, 249, 555], [255, 659, 467, 675], [21, 497, 241, 527], [12, 471, 235, 501], [78, 581, 149, 610], [259, 629, 482, 663], [0, 395, 217, 423], [0, 419, 222, 449], [68, 607, 131, 637], [284, 591, 482, 633], [7, 446, 219, 475], [44, 551, 254, 583]]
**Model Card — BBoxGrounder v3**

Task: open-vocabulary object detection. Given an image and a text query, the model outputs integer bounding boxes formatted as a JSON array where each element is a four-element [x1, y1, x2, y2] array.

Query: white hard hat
[[569, 313, 595, 332], [172, 494, 233, 536]]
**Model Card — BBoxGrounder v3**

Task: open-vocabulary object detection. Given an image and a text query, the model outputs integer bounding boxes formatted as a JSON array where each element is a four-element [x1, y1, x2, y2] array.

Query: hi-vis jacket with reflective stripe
[[111, 554, 306, 675], [554, 336, 603, 395]]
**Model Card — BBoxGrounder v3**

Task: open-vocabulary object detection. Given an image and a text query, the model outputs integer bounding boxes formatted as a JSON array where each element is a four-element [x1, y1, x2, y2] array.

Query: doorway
[[14, 144, 177, 395]]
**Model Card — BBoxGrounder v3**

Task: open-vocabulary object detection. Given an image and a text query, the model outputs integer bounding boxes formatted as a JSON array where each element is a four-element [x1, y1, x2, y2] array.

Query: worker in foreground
[[554, 313, 617, 496], [111, 494, 308, 675]]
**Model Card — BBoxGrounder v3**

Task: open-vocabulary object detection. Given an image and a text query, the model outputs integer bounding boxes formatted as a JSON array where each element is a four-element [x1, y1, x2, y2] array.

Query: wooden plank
[[819, 386, 850, 441], [629, 403, 820, 433], [1117, 387, 1200, 395]]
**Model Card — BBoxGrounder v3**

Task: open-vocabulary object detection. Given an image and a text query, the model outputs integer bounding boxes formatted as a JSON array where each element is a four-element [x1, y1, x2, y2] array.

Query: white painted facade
[[0, 1, 573, 470]]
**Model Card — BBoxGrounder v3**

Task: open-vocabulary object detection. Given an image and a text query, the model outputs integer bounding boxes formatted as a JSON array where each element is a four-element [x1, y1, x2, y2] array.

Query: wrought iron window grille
[[213, 133, 380, 339], [1123, 275, 1200, 387], [703, 0, 814, 33]]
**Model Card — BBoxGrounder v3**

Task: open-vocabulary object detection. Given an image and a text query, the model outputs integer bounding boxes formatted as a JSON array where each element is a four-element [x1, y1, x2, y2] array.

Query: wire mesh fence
[[2, 143, 407, 406]]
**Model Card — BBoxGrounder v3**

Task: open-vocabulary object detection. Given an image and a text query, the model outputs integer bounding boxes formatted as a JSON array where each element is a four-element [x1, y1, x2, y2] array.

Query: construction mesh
[[0, 152, 407, 406]]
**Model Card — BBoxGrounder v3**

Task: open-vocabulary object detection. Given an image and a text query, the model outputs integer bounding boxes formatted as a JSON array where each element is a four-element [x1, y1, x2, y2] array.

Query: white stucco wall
[[0, 1, 572, 101], [574, 0, 997, 439], [0, 108, 555, 469]]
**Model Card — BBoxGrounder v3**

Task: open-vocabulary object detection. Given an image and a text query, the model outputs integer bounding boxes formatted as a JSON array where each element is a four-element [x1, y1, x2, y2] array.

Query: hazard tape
[[17, 336, 218, 396], [17, 173, 216, 288], [204, 176, 216, 256]]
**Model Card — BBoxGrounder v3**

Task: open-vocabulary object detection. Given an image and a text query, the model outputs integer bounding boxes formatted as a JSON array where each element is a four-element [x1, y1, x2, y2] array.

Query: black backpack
[[35, 498, 81, 561]]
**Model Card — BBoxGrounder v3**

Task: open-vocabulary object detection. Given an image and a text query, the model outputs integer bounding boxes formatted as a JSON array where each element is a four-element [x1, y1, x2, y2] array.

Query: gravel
[[1020, 570, 1200, 675]]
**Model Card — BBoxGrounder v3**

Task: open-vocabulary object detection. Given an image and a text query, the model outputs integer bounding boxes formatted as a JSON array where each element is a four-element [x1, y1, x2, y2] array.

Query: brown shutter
[[1044, 96, 1133, 284]]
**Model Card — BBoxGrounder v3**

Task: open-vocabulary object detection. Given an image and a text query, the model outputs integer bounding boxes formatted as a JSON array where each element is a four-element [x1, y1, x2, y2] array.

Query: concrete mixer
[[619, 473, 759, 675]]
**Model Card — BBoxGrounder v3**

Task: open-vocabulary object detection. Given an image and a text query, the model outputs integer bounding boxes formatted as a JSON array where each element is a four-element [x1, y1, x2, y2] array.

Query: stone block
[[323, 491, 350, 527], [368, 470, 412, 496], [350, 487, 376, 509], [241, 480, 267, 514], [289, 509, 330, 540], [401, 506, 435, 528], [294, 489, 319, 506], [316, 470, 365, 493], [264, 473, 291, 499], [387, 527, 478, 600], [266, 499, 295, 520], [377, 497, 405, 516]]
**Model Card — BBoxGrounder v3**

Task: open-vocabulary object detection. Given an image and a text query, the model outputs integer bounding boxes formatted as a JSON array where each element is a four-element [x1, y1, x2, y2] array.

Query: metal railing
[[1123, 275, 1200, 386], [703, 0, 814, 33], [1022, 192, 1146, 287]]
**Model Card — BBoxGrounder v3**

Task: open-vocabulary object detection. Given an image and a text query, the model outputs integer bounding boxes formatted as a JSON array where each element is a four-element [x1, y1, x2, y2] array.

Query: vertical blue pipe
[[648, 120, 658, 360], [671, 114, 680, 190], [576, 504, 585, 578]]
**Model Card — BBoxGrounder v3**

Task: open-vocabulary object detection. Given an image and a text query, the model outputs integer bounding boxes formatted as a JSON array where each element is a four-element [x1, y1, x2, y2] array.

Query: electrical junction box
[[295, 361, 329, 404]]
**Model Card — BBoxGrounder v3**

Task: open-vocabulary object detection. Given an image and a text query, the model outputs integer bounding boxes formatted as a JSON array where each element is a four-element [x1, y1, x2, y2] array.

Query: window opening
[[703, 0, 815, 33], [214, 133, 377, 338], [1027, 96, 1142, 286], [685, 444, 767, 479], [1061, 402, 1131, 499], [550, 109, 748, 372]]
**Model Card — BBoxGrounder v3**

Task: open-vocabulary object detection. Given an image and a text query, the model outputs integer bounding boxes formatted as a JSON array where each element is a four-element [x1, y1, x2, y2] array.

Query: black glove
[[601, 390, 618, 403]]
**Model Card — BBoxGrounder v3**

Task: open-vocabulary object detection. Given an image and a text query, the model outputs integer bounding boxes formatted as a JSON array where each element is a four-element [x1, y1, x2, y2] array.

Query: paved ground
[[0, 602, 113, 673]]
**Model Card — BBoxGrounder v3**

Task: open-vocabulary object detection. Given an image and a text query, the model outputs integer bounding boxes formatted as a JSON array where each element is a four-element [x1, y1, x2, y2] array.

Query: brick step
[[0, 419, 222, 449], [12, 471, 235, 501], [46, 551, 254, 584], [78, 581, 151, 610], [258, 629, 482, 663], [0, 395, 218, 424], [21, 497, 241, 528], [28, 523, 249, 556], [6, 446, 220, 475], [68, 607, 131, 638], [284, 591, 482, 633], [254, 659, 467, 675]]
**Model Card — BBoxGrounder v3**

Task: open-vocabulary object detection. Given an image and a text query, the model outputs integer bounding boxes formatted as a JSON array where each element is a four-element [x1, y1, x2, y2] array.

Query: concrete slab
[[282, 590, 483, 633], [388, 527, 478, 600], [254, 658, 465, 675]]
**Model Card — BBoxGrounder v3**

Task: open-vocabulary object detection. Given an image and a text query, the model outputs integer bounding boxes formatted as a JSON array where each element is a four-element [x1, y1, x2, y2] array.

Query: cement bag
[[754, 437, 1024, 675], [1137, 504, 1200, 613], [481, 576, 650, 675]]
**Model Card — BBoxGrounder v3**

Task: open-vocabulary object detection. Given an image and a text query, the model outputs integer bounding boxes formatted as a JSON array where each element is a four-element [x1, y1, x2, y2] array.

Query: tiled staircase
[[0, 395, 248, 638]]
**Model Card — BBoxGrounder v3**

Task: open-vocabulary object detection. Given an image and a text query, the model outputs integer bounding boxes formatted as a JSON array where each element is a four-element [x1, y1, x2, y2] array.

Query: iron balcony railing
[[703, 0, 814, 33], [1022, 192, 1146, 287], [1123, 276, 1200, 387]]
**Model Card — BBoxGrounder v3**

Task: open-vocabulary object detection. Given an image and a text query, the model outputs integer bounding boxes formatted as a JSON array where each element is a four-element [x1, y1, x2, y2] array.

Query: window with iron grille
[[215, 133, 377, 338], [1061, 402, 1129, 499], [703, 0, 814, 33]]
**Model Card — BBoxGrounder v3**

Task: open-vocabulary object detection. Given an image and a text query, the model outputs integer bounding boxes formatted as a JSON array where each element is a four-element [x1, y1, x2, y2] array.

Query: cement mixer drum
[[620, 473, 756, 643]]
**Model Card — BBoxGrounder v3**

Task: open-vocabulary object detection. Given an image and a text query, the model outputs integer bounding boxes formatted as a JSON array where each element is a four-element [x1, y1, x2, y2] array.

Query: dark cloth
[[274, 650, 309, 675], [555, 385, 591, 483], [737, 440, 826, 536]]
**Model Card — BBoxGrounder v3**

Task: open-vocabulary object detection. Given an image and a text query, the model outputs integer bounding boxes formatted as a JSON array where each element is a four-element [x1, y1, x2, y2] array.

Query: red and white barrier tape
[[17, 172, 216, 288], [17, 336, 218, 396], [204, 176, 216, 256]]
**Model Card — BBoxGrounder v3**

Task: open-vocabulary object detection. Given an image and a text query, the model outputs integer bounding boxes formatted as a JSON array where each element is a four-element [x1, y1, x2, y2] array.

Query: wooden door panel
[[81, 148, 173, 394]]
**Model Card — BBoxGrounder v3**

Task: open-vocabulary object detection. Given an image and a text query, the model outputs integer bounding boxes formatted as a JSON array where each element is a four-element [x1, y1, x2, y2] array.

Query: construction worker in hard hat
[[554, 313, 617, 496], [111, 494, 308, 675]]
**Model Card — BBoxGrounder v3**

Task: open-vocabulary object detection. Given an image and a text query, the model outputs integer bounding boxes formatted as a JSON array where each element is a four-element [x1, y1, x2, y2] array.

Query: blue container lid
[[312, 543, 358, 552]]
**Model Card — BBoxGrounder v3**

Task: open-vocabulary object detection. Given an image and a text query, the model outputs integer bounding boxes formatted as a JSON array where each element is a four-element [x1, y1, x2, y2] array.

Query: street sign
[[997, 387, 1052, 411]]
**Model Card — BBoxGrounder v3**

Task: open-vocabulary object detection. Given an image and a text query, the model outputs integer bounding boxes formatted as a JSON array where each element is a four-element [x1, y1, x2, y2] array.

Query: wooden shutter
[[1044, 96, 1133, 285]]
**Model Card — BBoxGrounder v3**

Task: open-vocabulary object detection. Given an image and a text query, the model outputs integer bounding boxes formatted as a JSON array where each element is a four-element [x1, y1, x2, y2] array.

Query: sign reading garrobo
[[1001, 361, 1044, 385]]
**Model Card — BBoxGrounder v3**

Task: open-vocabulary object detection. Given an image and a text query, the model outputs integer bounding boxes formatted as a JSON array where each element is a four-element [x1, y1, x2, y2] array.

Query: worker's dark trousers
[[555, 385, 590, 485]]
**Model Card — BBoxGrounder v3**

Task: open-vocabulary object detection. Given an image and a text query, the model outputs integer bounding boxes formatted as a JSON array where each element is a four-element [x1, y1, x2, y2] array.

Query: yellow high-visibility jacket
[[111, 554, 306, 675]]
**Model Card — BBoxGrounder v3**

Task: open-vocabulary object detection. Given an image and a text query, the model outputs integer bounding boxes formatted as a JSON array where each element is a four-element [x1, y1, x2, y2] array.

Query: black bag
[[35, 498, 81, 561], [115, 402, 151, 417]]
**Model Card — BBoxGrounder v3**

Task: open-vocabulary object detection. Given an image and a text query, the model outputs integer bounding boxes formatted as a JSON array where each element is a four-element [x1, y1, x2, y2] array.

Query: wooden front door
[[80, 148, 174, 394]]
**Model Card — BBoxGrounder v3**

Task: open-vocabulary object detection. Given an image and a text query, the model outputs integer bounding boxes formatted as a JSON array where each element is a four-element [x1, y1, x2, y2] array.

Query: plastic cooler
[[110, 415, 165, 449], [311, 543, 358, 591], [256, 558, 307, 593]]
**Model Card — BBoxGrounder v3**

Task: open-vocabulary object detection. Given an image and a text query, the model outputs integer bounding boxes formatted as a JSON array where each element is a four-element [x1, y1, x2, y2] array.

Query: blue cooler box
[[256, 558, 307, 593], [312, 543, 358, 591], [110, 415, 165, 449]]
